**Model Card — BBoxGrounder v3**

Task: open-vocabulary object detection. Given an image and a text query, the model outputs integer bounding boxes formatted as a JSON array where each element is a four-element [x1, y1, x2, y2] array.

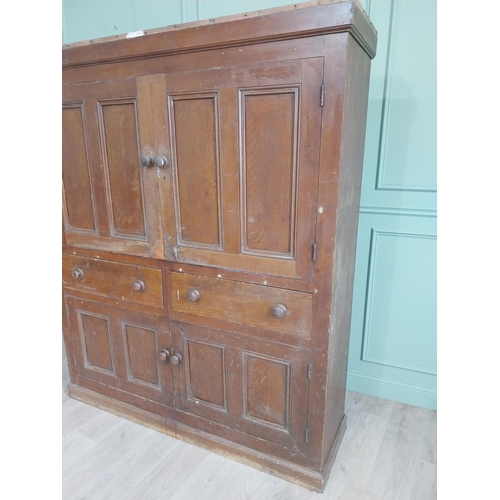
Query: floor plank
[[62, 341, 436, 499]]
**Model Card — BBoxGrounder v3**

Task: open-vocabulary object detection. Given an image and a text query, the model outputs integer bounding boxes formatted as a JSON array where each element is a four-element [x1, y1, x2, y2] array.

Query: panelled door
[[62, 76, 163, 258], [158, 58, 324, 280], [65, 296, 175, 408], [169, 320, 311, 452]]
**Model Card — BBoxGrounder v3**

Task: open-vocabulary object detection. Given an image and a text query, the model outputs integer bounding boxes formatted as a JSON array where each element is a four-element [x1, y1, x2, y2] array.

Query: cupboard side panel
[[322, 35, 372, 466]]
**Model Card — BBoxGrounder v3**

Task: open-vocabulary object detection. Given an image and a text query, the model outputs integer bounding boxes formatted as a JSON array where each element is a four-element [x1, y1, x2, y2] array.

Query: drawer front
[[63, 254, 164, 309], [170, 272, 312, 338]]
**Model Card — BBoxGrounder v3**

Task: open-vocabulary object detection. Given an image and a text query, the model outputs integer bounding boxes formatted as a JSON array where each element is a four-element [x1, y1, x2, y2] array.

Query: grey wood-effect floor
[[62, 343, 436, 499]]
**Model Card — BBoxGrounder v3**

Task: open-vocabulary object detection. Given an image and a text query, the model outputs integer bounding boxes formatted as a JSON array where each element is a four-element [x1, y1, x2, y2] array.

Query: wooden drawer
[[169, 272, 312, 338], [63, 254, 164, 309]]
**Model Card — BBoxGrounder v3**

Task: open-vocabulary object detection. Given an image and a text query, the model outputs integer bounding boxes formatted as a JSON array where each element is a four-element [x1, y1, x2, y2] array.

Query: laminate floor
[[62, 343, 436, 499]]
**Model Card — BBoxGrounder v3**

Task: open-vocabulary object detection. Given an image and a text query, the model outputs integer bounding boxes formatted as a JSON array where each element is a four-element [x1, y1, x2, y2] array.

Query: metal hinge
[[73, 354, 77, 367], [307, 362, 312, 380], [312, 243, 317, 262], [305, 428, 309, 443], [320, 84, 325, 107]]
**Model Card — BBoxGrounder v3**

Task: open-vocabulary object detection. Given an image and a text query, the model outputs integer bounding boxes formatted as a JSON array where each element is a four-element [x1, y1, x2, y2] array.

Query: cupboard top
[[62, 0, 377, 69]]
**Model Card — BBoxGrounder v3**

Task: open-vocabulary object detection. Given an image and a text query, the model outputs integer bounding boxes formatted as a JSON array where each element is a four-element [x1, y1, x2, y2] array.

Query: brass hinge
[[320, 84, 325, 107], [312, 243, 317, 262], [307, 362, 312, 380], [305, 427, 309, 443]]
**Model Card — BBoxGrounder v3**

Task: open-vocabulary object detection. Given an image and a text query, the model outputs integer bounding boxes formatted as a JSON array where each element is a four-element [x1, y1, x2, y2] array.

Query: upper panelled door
[[160, 58, 324, 280], [62, 76, 163, 258]]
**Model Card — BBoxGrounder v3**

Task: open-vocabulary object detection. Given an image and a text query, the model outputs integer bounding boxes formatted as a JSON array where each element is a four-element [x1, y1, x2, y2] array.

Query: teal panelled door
[[62, 0, 437, 410]]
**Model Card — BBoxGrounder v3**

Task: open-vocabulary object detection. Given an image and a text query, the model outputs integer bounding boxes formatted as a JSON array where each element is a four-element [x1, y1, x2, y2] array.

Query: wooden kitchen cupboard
[[62, 0, 377, 492]]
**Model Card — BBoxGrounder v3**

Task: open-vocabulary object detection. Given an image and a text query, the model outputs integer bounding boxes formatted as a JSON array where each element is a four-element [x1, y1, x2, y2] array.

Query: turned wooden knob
[[169, 352, 183, 365], [158, 349, 170, 362], [71, 268, 83, 280], [132, 280, 145, 292], [154, 154, 169, 168], [140, 154, 154, 167], [187, 289, 201, 302], [272, 304, 287, 318]]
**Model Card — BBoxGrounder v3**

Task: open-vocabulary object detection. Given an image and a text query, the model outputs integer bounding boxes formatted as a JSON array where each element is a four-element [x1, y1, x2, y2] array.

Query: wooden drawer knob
[[71, 268, 83, 280], [132, 280, 145, 292], [187, 289, 201, 302], [272, 304, 287, 318]]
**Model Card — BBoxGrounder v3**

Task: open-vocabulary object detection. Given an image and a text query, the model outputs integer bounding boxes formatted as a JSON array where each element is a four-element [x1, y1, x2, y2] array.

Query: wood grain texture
[[63, 254, 164, 310], [171, 94, 221, 247], [322, 33, 373, 466], [242, 89, 297, 256], [185, 339, 226, 409], [63, 77, 163, 258], [78, 311, 113, 372], [124, 324, 159, 386], [169, 271, 312, 338], [63, 35, 326, 86], [62, 343, 436, 499], [244, 353, 289, 428], [171, 320, 309, 453], [159, 57, 322, 280], [62, 105, 96, 232], [100, 101, 146, 237], [65, 297, 176, 408]]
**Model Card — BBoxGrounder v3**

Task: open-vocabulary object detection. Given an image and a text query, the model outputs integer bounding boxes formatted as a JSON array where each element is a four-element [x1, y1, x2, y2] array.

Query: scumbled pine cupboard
[[62, 0, 377, 492]]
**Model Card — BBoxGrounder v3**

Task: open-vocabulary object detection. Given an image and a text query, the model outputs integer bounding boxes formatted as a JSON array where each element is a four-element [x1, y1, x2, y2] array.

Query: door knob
[[154, 154, 169, 168], [169, 352, 183, 365], [140, 154, 154, 167], [158, 349, 171, 362]]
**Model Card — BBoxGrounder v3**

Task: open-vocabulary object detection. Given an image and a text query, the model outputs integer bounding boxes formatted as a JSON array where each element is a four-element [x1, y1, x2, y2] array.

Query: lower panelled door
[[65, 296, 175, 408], [169, 320, 311, 453]]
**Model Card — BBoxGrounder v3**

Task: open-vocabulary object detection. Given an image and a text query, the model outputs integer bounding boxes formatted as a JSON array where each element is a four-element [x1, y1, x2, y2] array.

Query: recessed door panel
[[241, 88, 298, 258], [184, 338, 227, 411], [169, 93, 222, 248], [78, 310, 114, 374], [99, 100, 146, 239], [243, 352, 290, 430], [123, 324, 160, 386], [62, 104, 97, 233]]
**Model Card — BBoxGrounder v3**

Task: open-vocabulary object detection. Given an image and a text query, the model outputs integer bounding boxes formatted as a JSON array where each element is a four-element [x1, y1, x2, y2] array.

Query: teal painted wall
[[350, 0, 436, 410], [62, 0, 437, 410]]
